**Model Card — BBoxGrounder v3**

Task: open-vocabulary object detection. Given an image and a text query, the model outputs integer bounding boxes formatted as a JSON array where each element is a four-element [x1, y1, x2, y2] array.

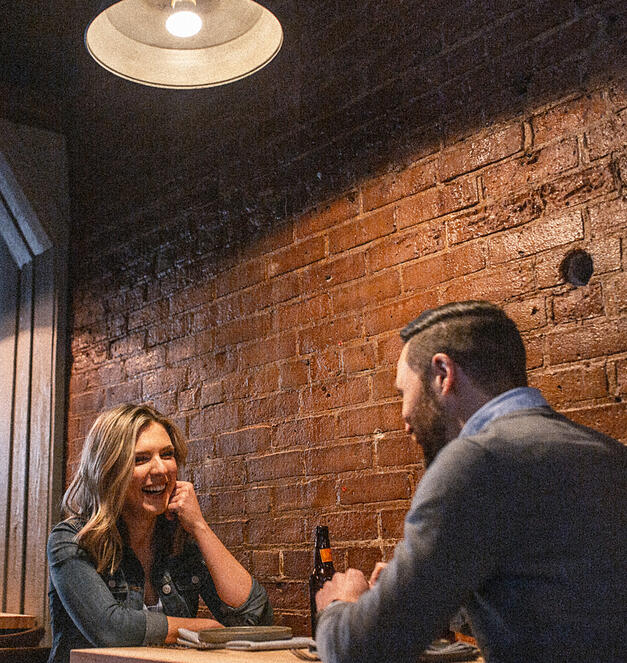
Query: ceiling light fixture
[[85, 0, 283, 89]]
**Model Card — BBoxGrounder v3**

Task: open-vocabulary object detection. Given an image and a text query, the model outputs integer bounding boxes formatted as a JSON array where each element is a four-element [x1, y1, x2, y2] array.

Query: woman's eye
[[161, 449, 175, 458], [135, 455, 149, 464]]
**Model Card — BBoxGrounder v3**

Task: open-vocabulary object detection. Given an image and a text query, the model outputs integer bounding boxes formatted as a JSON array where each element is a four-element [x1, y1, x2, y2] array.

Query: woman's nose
[[150, 454, 167, 473]]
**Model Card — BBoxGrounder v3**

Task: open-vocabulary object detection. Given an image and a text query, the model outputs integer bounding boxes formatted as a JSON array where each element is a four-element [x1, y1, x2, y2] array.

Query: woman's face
[[121, 421, 178, 523]]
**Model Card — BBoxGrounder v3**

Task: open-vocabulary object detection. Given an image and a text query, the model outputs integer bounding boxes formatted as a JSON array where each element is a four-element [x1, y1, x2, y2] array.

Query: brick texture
[[60, 0, 626, 635]]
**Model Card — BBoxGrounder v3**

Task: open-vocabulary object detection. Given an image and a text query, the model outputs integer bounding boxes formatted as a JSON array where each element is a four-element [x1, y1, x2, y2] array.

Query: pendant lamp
[[85, 0, 283, 89]]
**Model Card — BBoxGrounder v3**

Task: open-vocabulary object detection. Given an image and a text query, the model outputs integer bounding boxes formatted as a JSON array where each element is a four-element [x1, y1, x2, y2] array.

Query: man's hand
[[368, 561, 388, 588], [315, 569, 370, 611]]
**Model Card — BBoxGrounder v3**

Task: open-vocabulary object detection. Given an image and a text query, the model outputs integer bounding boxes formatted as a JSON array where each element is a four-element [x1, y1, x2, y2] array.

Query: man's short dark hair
[[400, 300, 527, 397]]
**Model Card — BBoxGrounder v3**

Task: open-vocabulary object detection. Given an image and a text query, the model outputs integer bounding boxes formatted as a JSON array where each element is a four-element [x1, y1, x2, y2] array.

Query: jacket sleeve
[[47, 521, 168, 647], [316, 438, 509, 663]]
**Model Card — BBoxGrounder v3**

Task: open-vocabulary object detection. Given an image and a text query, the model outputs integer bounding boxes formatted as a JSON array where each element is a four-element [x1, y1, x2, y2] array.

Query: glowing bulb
[[166, 10, 202, 38]]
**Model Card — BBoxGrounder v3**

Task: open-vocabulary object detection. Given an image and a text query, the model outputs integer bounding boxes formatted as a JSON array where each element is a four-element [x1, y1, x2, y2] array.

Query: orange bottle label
[[320, 548, 332, 563]]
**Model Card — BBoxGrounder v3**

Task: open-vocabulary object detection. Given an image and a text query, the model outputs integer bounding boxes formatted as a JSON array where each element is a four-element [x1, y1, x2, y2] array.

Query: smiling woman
[[46, 404, 272, 663]]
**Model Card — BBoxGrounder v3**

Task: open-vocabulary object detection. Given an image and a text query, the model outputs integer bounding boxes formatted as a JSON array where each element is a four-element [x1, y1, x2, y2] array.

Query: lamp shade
[[85, 0, 283, 89]]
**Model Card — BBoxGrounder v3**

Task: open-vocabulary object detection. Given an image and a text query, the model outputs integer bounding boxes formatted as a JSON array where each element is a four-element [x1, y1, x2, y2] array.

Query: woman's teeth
[[142, 485, 165, 494]]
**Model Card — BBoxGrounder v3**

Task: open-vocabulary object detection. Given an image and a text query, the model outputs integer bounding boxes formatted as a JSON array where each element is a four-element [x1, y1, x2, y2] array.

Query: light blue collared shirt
[[459, 386, 550, 439]]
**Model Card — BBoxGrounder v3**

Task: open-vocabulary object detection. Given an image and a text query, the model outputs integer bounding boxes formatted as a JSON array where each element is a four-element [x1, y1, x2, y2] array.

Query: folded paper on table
[[177, 627, 314, 651]]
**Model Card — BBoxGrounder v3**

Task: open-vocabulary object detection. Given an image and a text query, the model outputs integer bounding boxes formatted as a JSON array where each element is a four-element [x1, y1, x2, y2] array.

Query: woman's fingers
[[368, 561, 388, 588]]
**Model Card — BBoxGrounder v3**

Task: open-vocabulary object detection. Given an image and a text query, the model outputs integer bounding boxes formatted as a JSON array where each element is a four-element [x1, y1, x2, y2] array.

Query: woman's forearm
[[165, 616, 223, 643], [191, 520, 253, 607]]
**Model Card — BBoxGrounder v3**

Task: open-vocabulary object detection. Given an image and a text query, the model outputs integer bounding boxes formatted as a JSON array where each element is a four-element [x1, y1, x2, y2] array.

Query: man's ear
[[430, 353, 456, 396]]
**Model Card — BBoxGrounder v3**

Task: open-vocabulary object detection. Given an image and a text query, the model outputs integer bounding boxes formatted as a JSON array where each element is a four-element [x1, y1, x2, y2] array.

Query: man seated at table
[[315, 300, 626, 663]]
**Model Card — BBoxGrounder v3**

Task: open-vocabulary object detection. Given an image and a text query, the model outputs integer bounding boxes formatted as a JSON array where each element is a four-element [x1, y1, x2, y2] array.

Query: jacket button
[[108, 580, 116, 588], [162, 584, 172, 595], [191, 576, 199, 584]]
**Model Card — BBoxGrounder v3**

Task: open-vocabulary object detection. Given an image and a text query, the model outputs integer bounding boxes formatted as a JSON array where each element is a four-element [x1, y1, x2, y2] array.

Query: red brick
[[215, 313, 271, 347], [265, 581, 308, 611], [295, 192, 360, 239], [245, 486, 273, 514], [524, 334, 544, 371], [240, 223, 294, 260], [190, 457, 245, 491], [397, 178, 478, 228], [125, 346, 165, 376], [280, 359, 310, 390], [365, 291, 438, 337], [539, 163, 616, 214], [302, 253, 366, 292], [166, 332, 213, 364], [585, 110, 627, 161], [546, 319, 627, 365], [488, 209, 583, 265], [617, 359, 627, 395], [372, 367, 397, 400], [274, 477, 336, 512], [246, 449, 303, 482], [105, 381, 141, 408], [377, 431, 422, 468], [110, 332, 145, 359], [529, 364, 608, 406], [604, 273, 627, 318], [438, 124, 524, 181], [274, 294, 331, 333], [381, 508, 409, 539], [482, 139, 579, 199], [251, 550, 280, 578], [142, 367, 186, 396], [376, 333, 405, 367], [337, 402, 402, 438], [197, 490, 245, 518], [552, 283, 604, 323], [503, 297, 547, 332], [403, 242, 485, 292], [273, 416, 336, 449], [216, 258, 266, 297], [170, 282, 215, 315], [301, 376, 370, 413], [189, 403, 239, 438], [216, 426, 271, 456], [240, 272, 300, 314], [367, 219, 445, 272], [267, 236, 326, 278], [361, 159, 437, 211], [282, 550, 311, 579], [532, 92, 611, 146], [315, 510, 379, 542], [198, 381, 221, 407], [273, 612, 309, 636], [305, 440, 372, 475], [147, 314, 191, 347], [343, 342, 376, 374], [239, 391, 300, 426], [70, 389, 105, 415], [339, 471, 412, 505], [209, 521, 245, 547], [329, 208, 396, 254], [564, 402, 627, 442], [332, 270, 401, 314], [238, 332, 297, 370], [589, 197, 627, 239], [299, 315, 362, 354], [311, 348, 342, 381], [248, 516, 305, 546], [442, 259, 535, 303]]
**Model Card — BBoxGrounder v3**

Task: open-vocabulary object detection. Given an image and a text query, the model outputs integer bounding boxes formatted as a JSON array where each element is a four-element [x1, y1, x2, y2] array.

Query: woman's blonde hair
[[62, 403, 187, 574]]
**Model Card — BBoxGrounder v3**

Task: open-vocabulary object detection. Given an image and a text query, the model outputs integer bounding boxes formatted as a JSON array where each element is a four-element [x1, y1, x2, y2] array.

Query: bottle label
[[320, 547, 332, 563]]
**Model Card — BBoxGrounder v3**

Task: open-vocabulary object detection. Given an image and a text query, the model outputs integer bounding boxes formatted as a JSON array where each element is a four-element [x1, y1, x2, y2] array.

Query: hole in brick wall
[[559, 249, 594, 286]]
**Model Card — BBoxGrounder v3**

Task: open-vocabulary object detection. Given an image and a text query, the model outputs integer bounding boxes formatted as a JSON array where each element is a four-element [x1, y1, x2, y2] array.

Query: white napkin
[[226, 637, 315, 651]]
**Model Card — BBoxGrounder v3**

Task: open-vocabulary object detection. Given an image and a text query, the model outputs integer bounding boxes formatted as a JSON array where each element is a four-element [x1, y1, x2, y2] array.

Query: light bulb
[[166, 10, 202, 38]]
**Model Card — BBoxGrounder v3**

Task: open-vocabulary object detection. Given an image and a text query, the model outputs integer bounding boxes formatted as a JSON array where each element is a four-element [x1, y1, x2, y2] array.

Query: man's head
[[396, 300, 527, 464]]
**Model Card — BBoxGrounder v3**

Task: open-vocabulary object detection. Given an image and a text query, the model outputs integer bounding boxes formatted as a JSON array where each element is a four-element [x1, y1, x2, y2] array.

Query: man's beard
[[408, 383, 448, 467]]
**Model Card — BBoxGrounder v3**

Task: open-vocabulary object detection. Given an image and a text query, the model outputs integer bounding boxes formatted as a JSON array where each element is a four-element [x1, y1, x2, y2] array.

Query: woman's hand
[[166, 481, 207, 537]]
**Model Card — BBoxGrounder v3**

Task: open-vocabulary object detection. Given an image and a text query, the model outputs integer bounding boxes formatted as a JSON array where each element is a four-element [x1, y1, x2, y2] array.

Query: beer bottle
[[308, 525, 335, 637]]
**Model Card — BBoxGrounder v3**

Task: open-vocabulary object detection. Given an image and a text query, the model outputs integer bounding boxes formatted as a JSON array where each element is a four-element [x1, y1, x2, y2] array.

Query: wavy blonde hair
[[62, 403, 187, 574]]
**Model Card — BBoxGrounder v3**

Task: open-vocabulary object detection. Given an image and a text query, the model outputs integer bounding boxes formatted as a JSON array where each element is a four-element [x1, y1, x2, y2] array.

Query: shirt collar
[[459, 387, 550, 438]]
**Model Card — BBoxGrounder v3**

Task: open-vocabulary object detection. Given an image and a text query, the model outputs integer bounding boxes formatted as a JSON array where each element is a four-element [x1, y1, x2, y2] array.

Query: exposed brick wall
[[64, 1, 626, 634]]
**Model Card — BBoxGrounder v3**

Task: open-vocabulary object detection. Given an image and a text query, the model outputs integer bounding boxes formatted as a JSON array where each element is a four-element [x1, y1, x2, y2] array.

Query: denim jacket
[[47, 518, 272, 663]]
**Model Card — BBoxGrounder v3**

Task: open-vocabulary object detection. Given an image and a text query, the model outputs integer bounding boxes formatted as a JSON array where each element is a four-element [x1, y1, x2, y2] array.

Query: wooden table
[[70, 647, 310, 663], [0, 613, 37, 630], [71, 646, 483, 663]]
